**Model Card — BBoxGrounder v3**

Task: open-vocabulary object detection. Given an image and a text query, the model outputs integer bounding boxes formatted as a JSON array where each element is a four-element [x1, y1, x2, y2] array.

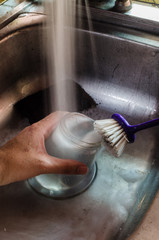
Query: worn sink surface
[[0, 12, 159, 240]]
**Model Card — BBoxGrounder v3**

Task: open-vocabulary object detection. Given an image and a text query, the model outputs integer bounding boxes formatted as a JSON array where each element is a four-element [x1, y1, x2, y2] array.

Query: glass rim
[[59, 112, 101, 148]]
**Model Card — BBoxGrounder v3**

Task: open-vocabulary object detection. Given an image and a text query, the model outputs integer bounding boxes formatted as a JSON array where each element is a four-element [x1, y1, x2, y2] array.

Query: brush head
[[94, 116, 129, 157], [112, 113, 135, 143]]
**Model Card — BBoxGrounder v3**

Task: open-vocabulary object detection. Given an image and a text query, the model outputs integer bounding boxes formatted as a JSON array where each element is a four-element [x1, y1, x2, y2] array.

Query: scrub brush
[[94, 113, 159, 157]]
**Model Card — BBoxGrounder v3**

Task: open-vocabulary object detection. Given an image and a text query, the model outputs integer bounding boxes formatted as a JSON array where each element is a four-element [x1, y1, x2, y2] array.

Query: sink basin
[[0, 11, 159, 240]]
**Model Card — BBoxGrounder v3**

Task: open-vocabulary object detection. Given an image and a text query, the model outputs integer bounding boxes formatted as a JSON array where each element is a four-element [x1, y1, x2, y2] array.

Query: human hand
[[0, 112, 88, 186]]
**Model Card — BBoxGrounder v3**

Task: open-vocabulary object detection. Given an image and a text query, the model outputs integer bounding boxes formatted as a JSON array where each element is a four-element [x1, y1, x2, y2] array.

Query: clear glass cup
[[28, 112, 101, 199]]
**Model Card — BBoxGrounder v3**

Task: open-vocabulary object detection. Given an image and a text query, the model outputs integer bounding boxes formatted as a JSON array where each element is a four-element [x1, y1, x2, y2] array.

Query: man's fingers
[[35, 111, 68, 139], [43, 156, 88, 175]]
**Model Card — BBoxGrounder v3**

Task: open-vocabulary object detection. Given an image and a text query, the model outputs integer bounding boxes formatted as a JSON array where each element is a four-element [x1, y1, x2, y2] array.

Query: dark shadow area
[[15, 83, 96, 124]]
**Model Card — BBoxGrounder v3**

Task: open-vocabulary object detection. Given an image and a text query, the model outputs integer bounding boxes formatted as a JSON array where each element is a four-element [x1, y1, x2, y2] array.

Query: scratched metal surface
[[0, 14, 159, 240]]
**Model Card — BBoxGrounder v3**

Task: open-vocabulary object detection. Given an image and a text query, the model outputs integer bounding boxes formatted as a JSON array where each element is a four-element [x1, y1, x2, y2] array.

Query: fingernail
[[76, 165, 88, 175]]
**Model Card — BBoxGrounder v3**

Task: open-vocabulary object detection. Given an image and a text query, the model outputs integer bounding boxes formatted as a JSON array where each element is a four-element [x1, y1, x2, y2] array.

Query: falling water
[[44, 0, 77, 112], [43, 0, 97, 112]]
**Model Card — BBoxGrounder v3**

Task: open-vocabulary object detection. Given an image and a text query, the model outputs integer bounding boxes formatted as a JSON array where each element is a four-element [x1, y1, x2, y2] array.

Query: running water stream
[[43, 0, 96, 112], [44, 0, 77, 112]]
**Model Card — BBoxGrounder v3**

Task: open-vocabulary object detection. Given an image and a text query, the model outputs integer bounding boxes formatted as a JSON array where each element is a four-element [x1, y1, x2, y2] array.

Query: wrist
[[0, 149, 7, 186]]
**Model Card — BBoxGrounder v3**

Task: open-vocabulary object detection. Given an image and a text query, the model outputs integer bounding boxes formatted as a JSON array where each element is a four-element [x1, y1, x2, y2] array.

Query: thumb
[[35, 111, 68, 139], [43, 155, 88, 175]]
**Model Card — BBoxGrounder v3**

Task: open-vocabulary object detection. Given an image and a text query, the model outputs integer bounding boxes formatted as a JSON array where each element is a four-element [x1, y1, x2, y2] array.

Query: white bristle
[[109, 131, 125, 147], [107, 128, 124, 141], [103, 125, 122, 136], [94, 119, 117, 125], [94, 118, 129, 157], [113, 135, 128, 157], [94, 120, 116, 128]]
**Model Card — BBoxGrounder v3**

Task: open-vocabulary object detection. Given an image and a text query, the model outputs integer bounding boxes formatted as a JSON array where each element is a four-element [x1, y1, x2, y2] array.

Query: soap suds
[[82, 105, 153, 229]]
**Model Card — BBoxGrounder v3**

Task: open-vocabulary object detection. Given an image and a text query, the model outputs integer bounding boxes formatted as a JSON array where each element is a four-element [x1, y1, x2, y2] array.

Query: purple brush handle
[[131, 118, 159, 133], [112, 113, 159, 143]]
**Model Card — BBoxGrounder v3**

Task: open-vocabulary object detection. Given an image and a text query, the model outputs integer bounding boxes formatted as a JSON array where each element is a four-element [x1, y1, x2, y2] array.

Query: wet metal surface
[[0, 14, 159, 240]]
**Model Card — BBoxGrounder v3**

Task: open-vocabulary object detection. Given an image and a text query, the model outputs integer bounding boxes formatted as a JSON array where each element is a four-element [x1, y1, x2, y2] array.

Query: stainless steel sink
[[0, 11, 159, 240]]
